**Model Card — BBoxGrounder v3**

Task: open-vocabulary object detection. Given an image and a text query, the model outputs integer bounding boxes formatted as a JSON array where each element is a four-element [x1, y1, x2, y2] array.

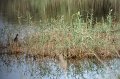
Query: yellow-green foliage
[[21, 12, 120, 57]]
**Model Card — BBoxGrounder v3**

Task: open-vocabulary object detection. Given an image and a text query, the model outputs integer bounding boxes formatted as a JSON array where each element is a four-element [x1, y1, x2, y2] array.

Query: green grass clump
[[20, 12, 120, 59], [1, 11, 119, 59]]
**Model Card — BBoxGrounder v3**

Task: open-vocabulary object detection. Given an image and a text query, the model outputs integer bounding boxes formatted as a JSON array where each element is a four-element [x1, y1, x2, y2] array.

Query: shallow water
[[0, 54, 120, 79]]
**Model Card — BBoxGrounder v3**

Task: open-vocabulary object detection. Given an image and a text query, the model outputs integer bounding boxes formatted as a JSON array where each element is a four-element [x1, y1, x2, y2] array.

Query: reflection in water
[[0, 54, 120, 79]]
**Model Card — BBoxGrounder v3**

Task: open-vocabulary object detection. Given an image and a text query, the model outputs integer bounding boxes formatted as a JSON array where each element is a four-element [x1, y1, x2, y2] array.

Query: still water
[[0, 54, 120, 79]]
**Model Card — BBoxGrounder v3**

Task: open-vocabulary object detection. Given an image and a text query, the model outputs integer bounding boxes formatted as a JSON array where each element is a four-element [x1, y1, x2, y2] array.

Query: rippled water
[[0, 54, 120, 79]]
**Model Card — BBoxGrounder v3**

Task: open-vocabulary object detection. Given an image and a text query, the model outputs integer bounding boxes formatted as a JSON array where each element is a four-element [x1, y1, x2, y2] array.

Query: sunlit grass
[[13, 11, 119, 59], [0, 11, 120, 59]]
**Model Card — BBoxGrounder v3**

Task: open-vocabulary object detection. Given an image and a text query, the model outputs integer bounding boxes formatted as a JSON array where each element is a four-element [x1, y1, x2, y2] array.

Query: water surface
[[0, 54, 120, 79]]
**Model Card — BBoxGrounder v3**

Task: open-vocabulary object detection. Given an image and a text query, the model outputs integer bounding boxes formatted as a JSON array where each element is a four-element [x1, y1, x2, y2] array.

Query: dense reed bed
[[0, 11, 119, 60], [0, 0, 120, 60], [0, 0, 120, 22]]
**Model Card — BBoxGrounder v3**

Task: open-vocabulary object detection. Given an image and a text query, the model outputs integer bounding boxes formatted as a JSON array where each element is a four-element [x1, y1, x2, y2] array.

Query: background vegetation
[[0, 0, 120, 23]]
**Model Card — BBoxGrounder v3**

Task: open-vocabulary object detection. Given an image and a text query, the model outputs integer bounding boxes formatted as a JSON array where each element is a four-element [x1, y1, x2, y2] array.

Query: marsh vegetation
[[0, 0, 120, 79]]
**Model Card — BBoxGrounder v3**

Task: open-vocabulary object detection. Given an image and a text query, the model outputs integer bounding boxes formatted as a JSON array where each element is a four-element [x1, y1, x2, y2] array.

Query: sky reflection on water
[[0, 54, 120, 79]]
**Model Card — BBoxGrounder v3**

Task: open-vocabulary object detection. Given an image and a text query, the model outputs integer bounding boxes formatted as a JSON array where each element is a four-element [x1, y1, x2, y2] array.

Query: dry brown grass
[[1, 13, 120, 61], [6, 41, 120, 60], [3, 27, 120, 60]]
